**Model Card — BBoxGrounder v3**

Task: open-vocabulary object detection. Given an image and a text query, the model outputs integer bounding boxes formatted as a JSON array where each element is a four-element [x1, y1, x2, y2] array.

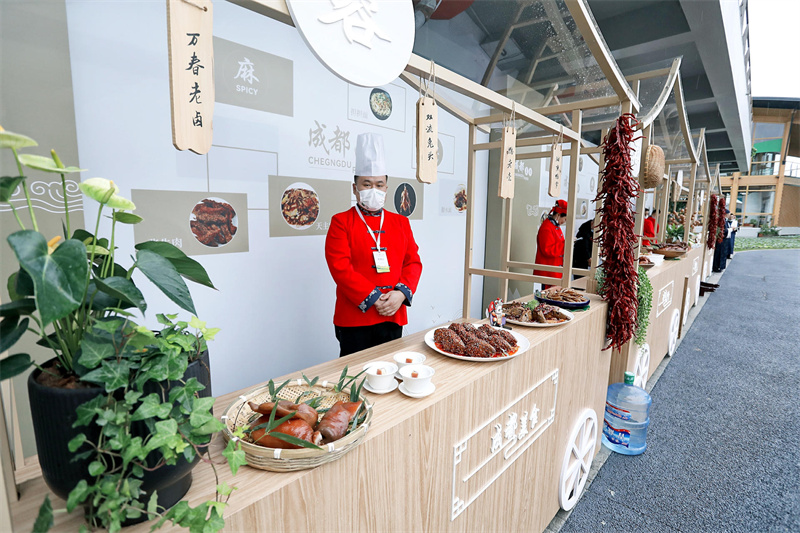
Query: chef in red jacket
[[642, 208, 658, 246], [534, 200, 567, 290], [325, 133, 423, 357]]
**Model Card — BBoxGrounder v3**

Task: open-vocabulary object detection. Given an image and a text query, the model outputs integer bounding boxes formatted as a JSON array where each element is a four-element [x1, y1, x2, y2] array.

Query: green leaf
[[77, 328, 116, 370], [216, 481, 235, 497], [93, 276, 147, 314], [0, 316, 28, 353], [88, 460, 106, 476], [67, 433, 87, 452], [222, 440, 247, 477], [66, 480, 90, 513], [18, 153, 85, 174], [7, 231, 88, 326], [130, 394, 172, 421], [31, 494, 53, 533], [0, 176, 25, 202], [267, 432, 322, 450], [135, 249, 196, 315], [113, 212, 143, 224], [0, 298, 36, 317], [81, 359, 131, 392], [147, 491, 159, 516], [74, 396, 106, 427], [0, 353, 32, 380], [135, 241, 215, 289], [85, 244, 110, 256], [78, 177, 135, 210], [0, 130, 37, 150]]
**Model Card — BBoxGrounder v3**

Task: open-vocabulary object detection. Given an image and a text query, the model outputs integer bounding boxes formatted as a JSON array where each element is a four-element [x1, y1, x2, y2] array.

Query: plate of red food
[[424, 322, 530, 362]]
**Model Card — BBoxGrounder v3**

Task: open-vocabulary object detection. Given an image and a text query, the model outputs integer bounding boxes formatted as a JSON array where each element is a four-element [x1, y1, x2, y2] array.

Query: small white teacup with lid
[[393, 351, 426, 376], [363, 362, 398, 391], [399, 364, 435, 394]]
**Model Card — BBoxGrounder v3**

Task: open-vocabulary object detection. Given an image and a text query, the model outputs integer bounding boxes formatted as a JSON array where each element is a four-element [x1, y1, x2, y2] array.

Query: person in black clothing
[[572, 220, 593, 277], [712, 210, 732, 272]]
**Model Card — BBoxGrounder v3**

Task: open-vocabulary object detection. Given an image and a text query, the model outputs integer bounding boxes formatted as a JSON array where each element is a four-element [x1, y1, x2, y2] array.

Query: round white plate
[[506, 308, 574, 328], [363, 380, 398, 395], [398, 382, 435, 398], [423, 325, 530, 362]]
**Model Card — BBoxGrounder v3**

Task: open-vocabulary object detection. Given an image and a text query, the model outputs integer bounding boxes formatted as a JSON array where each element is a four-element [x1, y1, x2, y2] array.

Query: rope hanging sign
[[498, 104, 516, 199], [548, 126, 564, 198], [416, 63, 438, 184]]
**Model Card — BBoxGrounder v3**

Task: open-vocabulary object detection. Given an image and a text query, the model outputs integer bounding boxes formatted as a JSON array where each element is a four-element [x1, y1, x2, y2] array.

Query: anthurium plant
[[0, 128, 246, 531]]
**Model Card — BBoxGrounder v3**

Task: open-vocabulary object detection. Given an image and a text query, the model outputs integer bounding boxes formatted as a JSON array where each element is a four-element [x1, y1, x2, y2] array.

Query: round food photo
[[454, 185, 467, 212], [190, 197, 238, 248], [369, 88, 392, 121], [281, 183, 320, 229], [394, 182, 417, 217]]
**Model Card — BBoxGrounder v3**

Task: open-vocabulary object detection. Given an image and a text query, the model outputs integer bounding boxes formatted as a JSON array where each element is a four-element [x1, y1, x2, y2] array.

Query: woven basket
[[221, 378, 373, 472], [641, 144, 665, 189]]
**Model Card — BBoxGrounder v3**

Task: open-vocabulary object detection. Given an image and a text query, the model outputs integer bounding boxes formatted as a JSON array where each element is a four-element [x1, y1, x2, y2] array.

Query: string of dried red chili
[[594, 113, 640, 351], [706, 195, 718, 249], [716, 196, 727, 244]]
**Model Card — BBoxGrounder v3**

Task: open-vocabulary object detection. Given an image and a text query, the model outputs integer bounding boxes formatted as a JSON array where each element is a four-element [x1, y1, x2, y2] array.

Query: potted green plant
[[0, 128, 246, 531]]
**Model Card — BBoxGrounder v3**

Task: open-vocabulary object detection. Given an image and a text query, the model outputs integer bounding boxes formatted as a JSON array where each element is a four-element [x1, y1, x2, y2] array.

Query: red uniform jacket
[[643, 216, 657, 246], [534, 218, 565, 279], [325, 207, 422, 328]]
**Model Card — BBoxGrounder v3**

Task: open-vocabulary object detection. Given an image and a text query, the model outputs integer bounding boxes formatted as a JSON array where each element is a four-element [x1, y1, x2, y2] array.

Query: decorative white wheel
[[634, 343, 651, 389], [694, 277, 701, 306], [558, 409, 598, 511], [668, 308, 680, 356], [682, 287, 691, 326]]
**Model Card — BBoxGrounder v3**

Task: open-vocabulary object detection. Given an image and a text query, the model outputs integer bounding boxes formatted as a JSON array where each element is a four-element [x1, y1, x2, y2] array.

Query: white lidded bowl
[[393, 352, 426, 375], [399, 364, 435, 393], [362, 362, 398, 391]]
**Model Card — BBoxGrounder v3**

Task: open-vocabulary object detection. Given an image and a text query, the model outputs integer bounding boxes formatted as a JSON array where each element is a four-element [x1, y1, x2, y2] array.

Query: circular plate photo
[[423, 325, 530, 362], [190, 197, 238, 247], [369, 88, 392, 121], [281, 182, 320, 230]]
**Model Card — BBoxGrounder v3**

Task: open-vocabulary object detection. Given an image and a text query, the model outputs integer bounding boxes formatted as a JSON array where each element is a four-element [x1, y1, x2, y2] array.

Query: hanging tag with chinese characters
[[167, 0, 214, 155], [416, 65, 438, 184], [548, 127, 564, 197], [498, 110, 516, 199]]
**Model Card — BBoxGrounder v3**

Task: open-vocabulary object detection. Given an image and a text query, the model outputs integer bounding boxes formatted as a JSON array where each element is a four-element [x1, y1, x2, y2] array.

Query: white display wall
[[63, 1, 489, 396]]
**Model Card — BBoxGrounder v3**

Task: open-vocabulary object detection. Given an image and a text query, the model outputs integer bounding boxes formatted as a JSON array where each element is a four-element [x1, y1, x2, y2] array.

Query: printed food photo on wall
[[190, 197, 238, 247], [268, 176, 352, 237], [394, 182, 416, 217], [369, 88, 392, 121], [385, 177, 423, 220], [347, 82, 406, 132], [280, 182, 320, 229], [439, 179, 467, 216]]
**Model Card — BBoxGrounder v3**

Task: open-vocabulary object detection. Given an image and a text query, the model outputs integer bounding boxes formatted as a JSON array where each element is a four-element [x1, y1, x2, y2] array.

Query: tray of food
[[424, 322, 530, 362], [637, 255, 655, 269], [535, 287, 590, 309], [221, 372, 372, 472], [504, 301, 574, 327], [652, 242, 690, 257]]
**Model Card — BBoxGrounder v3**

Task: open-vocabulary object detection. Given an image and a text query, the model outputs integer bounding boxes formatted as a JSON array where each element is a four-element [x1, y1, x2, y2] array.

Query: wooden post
[[658, 167, 671, 242], [730, 172, 740, 218], [773, 120, 792, 225], [463, 124, 478, 318], [500, 198, 512, 301], [683, 162, 698, 242], [561, 109, 582, 287], [589, 128, 609, 286]]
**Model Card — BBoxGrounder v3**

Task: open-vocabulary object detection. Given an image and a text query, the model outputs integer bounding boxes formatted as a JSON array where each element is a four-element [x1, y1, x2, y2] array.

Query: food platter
[[506, 308, 574, 328], [652, 248, 687, 258], [535, 292, 589, 309], [423, 324, 529, 362]]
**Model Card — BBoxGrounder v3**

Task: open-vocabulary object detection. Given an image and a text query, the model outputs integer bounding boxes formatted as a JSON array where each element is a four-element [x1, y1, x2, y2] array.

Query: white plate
[[363, 380, 398, 395], [506, 308, 575, 328], [423, 324, 530, 362], [398, 382, 435, 398]]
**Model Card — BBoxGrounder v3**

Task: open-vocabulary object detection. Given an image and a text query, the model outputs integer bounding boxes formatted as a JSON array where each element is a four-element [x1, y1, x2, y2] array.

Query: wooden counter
[[12, 294, 611, 533]]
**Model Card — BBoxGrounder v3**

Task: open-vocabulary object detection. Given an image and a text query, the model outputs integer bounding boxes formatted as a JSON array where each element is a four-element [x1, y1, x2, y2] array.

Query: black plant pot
[[28, 351, 213, 524]]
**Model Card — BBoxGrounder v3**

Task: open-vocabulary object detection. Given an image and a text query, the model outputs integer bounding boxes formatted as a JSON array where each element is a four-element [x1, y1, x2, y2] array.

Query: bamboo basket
[[221, 378, 373, 472], [641, 144, 665, 189]]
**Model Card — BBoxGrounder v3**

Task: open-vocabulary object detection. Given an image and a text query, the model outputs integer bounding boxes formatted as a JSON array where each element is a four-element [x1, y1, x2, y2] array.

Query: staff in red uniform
[[642, 208, 658, 246], [534, 200, 567, 290], [325, 133, 423, 357]]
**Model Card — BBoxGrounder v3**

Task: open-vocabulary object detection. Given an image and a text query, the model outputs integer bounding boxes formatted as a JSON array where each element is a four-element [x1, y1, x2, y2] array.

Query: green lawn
[[734, 236, 800, 251]]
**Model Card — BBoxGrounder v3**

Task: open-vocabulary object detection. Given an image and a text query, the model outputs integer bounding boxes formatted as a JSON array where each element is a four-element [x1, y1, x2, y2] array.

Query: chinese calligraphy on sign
[[549, 141, 563, 197], [416, 97, 437, 184], [498, 126, 516, 198], [167, 0, 213, 154], [234, 57, 260, 85], [308, 120, 351, 158], [317, 0, 392, 49]]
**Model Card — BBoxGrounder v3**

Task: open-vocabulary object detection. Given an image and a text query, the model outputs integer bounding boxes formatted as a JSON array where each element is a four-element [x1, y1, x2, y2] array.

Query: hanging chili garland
[[706, 194, 718, 249], [594, 113, 640, 351], [716, 196, 727, 244]]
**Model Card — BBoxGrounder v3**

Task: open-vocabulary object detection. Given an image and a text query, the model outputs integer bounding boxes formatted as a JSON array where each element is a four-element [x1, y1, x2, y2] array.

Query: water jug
[[601, 371, 652, 455]]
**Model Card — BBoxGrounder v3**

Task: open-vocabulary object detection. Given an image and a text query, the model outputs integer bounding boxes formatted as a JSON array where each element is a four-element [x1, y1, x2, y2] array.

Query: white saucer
[[363, 380, 398, 395], [398, 382, 435, 398]]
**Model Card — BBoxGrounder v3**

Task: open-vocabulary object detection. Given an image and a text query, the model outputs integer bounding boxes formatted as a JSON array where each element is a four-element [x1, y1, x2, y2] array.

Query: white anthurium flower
[[79, 177, 136, 210]]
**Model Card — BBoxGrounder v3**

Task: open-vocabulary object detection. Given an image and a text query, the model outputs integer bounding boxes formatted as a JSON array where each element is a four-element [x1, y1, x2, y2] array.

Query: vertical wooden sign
[[416, 96, 438, 184], [498, 126, 516, 198], [548, 130, 564, 197], [167, 0, 214, 155]]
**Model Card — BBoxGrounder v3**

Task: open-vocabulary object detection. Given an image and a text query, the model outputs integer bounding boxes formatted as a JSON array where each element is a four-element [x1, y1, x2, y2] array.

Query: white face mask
[[358, 187, 386, 211]]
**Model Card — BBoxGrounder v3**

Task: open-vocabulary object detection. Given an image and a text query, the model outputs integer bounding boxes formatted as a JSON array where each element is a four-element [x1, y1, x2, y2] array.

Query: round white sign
[[287, 0, 415, 88]]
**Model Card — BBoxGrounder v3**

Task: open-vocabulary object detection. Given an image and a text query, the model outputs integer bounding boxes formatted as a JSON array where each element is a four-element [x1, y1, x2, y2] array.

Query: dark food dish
[[505, 301, 568, 324], [190, 198, 237, 247], [281, 187, 319, 227], [369, 88, 392, 120], [433, 323, 518, 358], [536, 287, 590, 309], [454, 187, 467, 211]]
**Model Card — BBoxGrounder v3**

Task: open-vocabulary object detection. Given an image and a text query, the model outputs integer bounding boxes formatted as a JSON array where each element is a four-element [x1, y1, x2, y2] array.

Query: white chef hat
[[355, 132, 387, 177]]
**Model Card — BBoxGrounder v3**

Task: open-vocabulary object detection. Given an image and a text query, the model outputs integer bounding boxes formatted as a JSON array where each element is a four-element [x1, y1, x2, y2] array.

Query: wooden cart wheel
[[668, 308, 680, 356], [558, 409, 597, 511], [682, 287, 691, 326], [634, 343, 651, 389]]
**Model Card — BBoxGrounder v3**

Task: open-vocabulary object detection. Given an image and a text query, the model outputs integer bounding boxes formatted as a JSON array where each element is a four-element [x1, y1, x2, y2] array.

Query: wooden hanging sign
[[548, 128, 564, 197], [498, 126, 516, 199], [416, 96, 438, 184], [167, 0, 214, 155]]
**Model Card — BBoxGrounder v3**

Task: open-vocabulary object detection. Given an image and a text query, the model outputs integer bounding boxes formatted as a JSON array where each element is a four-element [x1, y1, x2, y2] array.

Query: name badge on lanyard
[[357, 208, 390, 273]]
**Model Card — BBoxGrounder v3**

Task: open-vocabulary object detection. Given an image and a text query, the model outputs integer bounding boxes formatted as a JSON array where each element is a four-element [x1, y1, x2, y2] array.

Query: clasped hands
[[373, 290, 405, 316]]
